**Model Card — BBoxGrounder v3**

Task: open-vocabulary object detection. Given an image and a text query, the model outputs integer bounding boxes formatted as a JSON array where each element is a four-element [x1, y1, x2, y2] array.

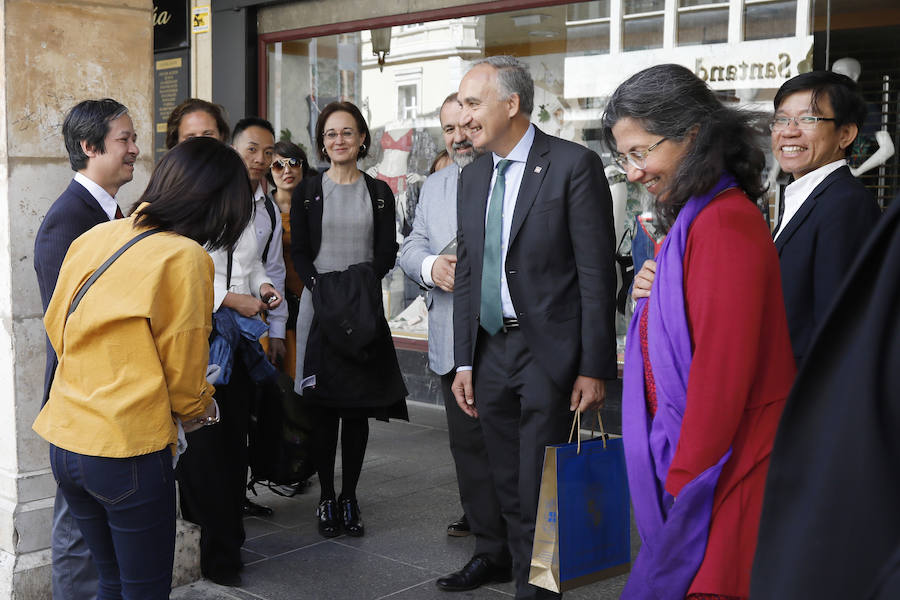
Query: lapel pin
[[534, 166, 542, 174]]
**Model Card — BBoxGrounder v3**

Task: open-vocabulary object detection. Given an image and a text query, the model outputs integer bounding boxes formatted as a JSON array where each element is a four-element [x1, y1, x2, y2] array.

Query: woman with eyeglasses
[[291, 101, 408, 539], [602, 64, 796, 600], [266, 141, 314, 378]]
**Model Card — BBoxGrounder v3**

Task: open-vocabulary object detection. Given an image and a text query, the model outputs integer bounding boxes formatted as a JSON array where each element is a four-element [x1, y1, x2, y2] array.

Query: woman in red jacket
[[602, 64, 796, 599]]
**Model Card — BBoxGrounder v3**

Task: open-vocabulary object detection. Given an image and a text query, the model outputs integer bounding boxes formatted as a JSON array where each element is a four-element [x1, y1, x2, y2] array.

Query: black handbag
[[248, 371, 316, 496]]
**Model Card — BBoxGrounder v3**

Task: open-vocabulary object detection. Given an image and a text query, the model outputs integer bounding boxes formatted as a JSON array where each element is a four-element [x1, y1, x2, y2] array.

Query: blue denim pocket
[[78, 455, 139, 505]]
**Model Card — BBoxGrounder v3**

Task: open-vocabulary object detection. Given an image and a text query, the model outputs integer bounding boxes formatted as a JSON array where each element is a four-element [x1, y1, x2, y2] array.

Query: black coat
[[304, 263, 407, 409], [34, 180, 111, 405], [290, 172, 398, 287], [775, 165, 881, 364], [453, 126, 617, 391], [289, 172, 407, 415], [751, 195, 898, 599]]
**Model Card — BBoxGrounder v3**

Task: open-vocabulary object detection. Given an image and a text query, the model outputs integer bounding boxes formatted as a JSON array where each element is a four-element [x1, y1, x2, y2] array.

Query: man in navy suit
[[34, 98, 139, 600], [771, 71, 881, 366], [451, 56, 616, 599]]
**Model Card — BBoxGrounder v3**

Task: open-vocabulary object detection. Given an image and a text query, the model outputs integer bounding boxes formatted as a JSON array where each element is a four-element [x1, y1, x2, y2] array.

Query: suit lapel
[[775, 166, 849, 254], [464, 156, 493, 270], [509, 127, 549, 246], [69, 179, 111, 222]]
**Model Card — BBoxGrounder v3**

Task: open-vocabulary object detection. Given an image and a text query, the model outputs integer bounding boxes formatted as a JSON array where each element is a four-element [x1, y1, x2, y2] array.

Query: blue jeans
[[50, 445, 176, 600]]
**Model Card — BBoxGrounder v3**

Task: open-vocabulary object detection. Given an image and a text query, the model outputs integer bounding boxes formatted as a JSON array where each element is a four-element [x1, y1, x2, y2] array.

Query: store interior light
[[371, 27, 392, 72]]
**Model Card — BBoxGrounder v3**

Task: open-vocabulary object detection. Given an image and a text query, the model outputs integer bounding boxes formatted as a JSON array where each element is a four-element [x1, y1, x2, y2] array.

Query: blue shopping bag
[[529, 412, 631, 592]]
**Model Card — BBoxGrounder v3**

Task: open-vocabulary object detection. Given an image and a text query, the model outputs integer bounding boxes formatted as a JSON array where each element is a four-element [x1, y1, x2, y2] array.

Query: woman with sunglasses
[[266, 141, 313, 378], [602, 64, 796, 599], [291, 101, 407, 539]]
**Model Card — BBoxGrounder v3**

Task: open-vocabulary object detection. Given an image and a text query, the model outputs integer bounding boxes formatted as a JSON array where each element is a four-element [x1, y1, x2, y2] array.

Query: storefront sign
[[565, 36, 814, 99], [153, 0, 189, 51], [153, 49, 190, 161]]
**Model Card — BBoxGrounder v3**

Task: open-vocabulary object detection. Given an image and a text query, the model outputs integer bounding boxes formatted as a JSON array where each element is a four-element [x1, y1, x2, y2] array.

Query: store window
[[678, 0, 729, 46], [566, 0, 610, 55], [745, 0, 797, 41], [623, 0, 664, 51], [263, 0, 813, 349]]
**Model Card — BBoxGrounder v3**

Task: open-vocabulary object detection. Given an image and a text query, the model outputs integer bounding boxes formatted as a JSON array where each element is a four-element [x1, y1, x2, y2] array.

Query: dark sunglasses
[[271, 157, 302, 171]]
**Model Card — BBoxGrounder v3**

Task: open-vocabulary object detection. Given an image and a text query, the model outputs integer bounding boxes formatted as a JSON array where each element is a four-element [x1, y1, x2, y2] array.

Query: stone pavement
[[171, 402, 636, 600]]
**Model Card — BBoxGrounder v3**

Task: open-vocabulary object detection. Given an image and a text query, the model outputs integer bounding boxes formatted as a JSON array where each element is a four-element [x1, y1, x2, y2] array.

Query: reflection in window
[[567, 0, 609, 21], [745, 0, 797, 41], [397, 84, 418, 120], [624, 15, 664, 50], [678, 5, 728, 46], [567, 22, 610, 55], [624, 0, 665, 14]]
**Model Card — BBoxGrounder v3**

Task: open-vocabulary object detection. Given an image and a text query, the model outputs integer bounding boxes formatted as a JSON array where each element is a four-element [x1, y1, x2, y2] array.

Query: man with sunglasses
[[770, 71, 880, 366]]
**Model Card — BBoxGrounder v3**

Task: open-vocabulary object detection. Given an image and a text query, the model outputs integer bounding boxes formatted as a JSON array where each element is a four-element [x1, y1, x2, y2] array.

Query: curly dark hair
[[314, 101, 371, 162], [601, 64, 767, 233]]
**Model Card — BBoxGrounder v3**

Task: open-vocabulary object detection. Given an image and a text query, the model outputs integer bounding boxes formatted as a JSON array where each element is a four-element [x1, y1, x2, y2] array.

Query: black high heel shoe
[[339, 496, 364, 537], [316, 499, 341, 538]]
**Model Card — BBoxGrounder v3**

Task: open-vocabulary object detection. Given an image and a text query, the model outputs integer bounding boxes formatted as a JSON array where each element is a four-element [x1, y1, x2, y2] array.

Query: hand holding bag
[[529, 411, 632, 592]]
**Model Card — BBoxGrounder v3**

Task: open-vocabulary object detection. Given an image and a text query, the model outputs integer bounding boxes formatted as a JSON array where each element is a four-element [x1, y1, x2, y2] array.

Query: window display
[[263, 0, 810, 353]]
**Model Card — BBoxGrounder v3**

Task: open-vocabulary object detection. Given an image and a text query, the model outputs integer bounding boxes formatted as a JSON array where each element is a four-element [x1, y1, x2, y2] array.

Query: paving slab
[[172, 401, 631, 599]]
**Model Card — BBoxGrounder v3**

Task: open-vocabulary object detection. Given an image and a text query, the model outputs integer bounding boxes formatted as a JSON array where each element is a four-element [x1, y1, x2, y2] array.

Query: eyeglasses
[[769, 115, 836, 131], [271, 157, 302, 171], [323, 128, 357, 141], [613, 138, 667, 171]]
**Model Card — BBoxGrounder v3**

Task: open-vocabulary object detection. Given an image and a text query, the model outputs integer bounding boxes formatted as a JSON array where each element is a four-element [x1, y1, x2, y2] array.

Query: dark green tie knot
[[496, 159, 512, 176]]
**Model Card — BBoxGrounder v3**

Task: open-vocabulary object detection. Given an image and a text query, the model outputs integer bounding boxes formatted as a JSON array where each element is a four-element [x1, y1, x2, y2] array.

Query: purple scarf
[[621, 173, 738, 599]]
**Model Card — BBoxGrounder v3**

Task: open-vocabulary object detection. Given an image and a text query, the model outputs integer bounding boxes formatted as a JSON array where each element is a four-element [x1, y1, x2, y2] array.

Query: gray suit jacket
[[398, 164, 458, 375]]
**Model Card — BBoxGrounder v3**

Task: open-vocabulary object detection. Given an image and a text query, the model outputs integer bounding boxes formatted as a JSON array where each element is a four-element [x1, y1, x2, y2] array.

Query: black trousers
[[177, 361, 252, 579], [474, 328, 570, 600], [441, 371, 509, 564]]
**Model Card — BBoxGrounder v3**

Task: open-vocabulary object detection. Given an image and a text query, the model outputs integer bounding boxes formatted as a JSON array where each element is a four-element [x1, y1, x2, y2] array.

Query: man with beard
[[398, 92, 511, 592]]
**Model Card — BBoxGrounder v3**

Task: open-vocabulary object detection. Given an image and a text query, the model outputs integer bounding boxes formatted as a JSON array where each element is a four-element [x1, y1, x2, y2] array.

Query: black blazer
[[751, 191, 900, 600], [289, 172, 397, 289], [453, 126, 617, 391], [775, 165, 880, 364], [34, 179, 111, 405]]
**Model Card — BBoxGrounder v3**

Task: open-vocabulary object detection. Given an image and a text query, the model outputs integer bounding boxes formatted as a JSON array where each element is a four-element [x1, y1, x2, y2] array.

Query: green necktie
[[480, 159, 512, 335]]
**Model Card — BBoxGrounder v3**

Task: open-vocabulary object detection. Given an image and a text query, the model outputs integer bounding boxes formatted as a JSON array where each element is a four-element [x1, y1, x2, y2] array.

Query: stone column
[[0, 0, 154, 596]]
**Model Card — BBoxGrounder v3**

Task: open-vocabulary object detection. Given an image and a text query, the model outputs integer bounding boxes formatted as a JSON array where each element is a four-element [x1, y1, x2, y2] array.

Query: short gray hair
[[474, 55, 534, 117]]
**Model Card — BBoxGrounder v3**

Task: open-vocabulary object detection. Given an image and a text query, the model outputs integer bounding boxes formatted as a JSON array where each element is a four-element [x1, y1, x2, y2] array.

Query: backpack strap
[[67, 229, 162, 319], [261, 196, 277, 264]]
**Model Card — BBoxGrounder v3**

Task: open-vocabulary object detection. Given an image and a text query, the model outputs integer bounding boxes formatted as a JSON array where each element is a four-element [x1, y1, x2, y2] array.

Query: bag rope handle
[[568, 410, 609, 454]]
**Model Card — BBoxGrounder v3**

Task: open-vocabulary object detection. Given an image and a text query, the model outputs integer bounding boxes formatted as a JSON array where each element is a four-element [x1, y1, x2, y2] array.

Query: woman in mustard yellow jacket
[[33, 137, 253, 600]]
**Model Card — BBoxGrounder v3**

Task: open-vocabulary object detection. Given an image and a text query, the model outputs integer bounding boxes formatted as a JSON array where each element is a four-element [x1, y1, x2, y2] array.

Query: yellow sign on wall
[[192, 6, 210, 34]]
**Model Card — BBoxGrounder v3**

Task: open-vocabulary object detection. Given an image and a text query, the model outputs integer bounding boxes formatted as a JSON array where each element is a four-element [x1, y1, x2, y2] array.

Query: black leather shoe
[[317, 499, 341, 538], [446, 515, 471, 537], [435, 555, 513, 592], [339, 496, 365, 537], [242, 498, 273, 517]]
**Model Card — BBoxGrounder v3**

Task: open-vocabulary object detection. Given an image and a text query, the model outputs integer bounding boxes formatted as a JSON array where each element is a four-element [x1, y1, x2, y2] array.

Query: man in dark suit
[[451, 56, 616, 599], [34, 98, 138, 600], [751, 193, 900, 599], [771, 71, 881, 365], [399, 93, 510, 592]]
